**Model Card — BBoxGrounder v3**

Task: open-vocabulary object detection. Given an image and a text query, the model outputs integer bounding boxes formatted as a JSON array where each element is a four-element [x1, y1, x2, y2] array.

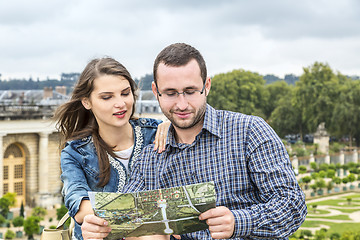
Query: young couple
[[56, 43, 307, 240]]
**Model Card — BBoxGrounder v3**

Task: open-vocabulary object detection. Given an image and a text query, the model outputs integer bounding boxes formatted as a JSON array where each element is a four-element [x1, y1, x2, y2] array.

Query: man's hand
[[81, 214, 111, 240], [199, 206, 235, 239]]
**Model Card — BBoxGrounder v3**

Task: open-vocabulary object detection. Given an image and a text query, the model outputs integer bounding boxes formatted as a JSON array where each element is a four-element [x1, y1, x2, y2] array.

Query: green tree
[[326, 169, 336, 179], [319, 163, 329, 172], [208, 69, 267, 117], [3, 192, 17, 207], [314, 228, 327, 240], [269, 89, 301, 137], [56, 205, 70, 228], [31, 207, 47, 220], [263, 80, 292, 120], [0, 197, 11, 217], [20, 202, 25, 218], [56, 205, 68, 221], [330, 78, 360, 146], [332, 176, 341, 185], [301, 229, 313, 239], [342, 177, 349, 185], [348, 173, 356, 186], [12, 216, 24, 229], [326, 181, 333, 192], [299, 165, 307, 174], [310, 162, 318, 172], [316, 179, 326, 191], [23, 216, 40, 240], [312, 204, 318, 213], [302, 176, 312, 190], [0, 214, 6, 225], [293, 62, 341, 137], [328, 163, 336, 170], [329, 232, 340, 240], [310, 183, 317, 193], [5, 229, 15, 239], [319, 170, 326, 178], [346, 197, 352, 205], [341, 231, 360, 239], [311, 172, 319, 180]]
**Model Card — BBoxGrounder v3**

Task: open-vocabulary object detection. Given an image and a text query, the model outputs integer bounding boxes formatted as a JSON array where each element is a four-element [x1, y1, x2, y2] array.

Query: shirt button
[[140, 118, 147, 124]]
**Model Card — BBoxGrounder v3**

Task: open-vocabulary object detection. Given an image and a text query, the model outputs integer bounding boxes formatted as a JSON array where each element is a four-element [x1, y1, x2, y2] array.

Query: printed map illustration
[[88, 182, 216, 239]]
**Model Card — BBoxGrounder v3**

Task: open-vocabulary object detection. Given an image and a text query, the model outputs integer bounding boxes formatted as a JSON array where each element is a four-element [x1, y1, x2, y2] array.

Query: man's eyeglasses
[[156, 84, 206, 102]]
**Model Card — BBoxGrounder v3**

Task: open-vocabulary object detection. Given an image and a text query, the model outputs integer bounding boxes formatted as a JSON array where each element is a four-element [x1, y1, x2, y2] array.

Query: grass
[[306, 208, 330, 214], [295, 192, 360, 237], [300, 221, 360, 235], [307, 194, 360, 206], [305, 214, 352, 220], [308, 199, 347, 206], [330, 207, 360, 213]]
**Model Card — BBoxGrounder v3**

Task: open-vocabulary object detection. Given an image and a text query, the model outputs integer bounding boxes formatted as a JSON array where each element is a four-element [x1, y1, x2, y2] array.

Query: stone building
[[0, 88, 68, 207], [0, 88, 165, 208], [1, 120, 62, 208]]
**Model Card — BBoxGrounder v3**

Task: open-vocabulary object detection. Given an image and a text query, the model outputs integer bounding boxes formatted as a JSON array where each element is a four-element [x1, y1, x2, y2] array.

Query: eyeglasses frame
[[155, 83, 206, 99]]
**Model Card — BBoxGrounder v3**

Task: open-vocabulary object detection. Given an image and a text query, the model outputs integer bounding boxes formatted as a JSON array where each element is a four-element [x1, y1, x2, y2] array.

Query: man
[[123, 43, 307, 239], [81, 43, 307, 239]]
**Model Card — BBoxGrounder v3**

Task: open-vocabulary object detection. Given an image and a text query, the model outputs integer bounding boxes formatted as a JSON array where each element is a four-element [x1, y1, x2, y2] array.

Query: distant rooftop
[[0, 87, 69, 120], [0, 88, 161, 120]]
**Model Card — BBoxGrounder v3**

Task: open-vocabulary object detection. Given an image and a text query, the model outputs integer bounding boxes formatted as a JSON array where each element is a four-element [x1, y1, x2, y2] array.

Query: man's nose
[[175, 93, 189, 110]]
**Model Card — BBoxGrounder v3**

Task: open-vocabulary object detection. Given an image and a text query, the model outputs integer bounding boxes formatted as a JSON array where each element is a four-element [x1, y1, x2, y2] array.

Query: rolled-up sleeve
[[60, 148, 91, 218]]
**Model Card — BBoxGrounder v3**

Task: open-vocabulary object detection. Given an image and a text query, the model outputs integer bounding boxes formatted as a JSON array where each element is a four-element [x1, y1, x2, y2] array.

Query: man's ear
[[205, 77, 211, 96], [152, 82, 158, 98], [81, 97, 92, 110]]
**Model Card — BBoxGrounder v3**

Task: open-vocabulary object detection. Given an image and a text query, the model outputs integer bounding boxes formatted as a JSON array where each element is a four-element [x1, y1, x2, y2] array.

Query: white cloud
[[0, 0, 359, 80]]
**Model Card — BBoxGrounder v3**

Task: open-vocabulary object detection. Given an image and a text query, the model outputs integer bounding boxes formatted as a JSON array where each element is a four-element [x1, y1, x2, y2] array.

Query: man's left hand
[[199, 206, 235, 239]]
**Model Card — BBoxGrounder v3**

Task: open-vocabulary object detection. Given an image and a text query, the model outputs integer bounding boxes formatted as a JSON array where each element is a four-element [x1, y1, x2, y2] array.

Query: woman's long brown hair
[[53, 57, 138, 187]]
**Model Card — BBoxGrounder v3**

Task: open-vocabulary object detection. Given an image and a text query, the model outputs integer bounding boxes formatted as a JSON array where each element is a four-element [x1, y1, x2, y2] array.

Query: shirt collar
[[202, 104, 221, 138], [166, 104, 221, 150]]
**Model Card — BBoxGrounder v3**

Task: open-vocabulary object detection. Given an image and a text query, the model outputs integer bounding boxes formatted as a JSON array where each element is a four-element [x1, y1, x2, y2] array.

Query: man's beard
[[161, 102, 206, 130]]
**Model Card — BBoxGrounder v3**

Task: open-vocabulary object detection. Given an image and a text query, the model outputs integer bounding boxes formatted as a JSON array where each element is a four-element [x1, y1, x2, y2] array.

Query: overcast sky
[[0, 0, 359, 80]]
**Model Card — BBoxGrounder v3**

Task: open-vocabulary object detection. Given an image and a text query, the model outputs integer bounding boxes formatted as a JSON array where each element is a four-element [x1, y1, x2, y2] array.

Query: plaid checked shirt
[[123, 104, 307, 239]]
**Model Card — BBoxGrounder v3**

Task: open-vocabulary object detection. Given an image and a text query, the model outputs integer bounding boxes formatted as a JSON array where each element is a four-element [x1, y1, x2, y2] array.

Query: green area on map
[[90, 182, 216, 239]]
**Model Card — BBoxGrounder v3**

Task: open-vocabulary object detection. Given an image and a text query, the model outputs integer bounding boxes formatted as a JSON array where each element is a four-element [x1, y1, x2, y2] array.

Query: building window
[[3, 166, 8, 180], [3, 183, 8, 194], [14, 182, 23, 196], [14, 165, 23, 179], [4, 144, 23, 158]]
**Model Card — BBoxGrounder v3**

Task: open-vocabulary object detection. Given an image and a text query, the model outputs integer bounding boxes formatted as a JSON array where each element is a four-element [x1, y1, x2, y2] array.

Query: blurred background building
[[0, 87, 164, 208]]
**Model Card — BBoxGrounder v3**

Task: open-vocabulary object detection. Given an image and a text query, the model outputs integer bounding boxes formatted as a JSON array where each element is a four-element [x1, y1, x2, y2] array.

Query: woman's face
[[81, 74, 134, 132]]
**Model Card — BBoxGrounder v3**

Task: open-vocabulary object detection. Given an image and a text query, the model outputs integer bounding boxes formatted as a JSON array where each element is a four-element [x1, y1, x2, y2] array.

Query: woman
[[54, 57, 169, 240]]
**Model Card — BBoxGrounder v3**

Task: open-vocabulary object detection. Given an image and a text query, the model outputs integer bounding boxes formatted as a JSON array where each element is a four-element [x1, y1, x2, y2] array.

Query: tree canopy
[[205, 62, 360, 144]]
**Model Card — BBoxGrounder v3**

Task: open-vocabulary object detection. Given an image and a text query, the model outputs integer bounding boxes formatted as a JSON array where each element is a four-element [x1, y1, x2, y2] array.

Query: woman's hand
[[154, 121, 171, 153], [81, 214, 112, 240]]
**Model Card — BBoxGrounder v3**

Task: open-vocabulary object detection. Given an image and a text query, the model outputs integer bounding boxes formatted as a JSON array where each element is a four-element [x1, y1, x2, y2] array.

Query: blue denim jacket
[[60, 118, 162, 240]]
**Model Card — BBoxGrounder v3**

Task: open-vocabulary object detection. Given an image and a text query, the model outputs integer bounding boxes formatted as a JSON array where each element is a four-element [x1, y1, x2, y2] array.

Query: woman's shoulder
[[130, 118, 162, 128], [64, 135, 92, 150]]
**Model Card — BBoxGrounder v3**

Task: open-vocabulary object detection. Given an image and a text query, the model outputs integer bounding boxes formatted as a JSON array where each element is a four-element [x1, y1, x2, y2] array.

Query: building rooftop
[[0, 88, 69, 120], [0, 89, 163, 120]]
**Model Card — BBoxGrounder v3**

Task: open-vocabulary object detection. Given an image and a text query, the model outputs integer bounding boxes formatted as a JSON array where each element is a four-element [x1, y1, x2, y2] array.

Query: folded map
[[88, 181, 216, 239]]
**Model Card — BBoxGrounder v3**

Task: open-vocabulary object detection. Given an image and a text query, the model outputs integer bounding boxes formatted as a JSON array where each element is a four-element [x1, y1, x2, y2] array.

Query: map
[[88, 182, 216, 239]]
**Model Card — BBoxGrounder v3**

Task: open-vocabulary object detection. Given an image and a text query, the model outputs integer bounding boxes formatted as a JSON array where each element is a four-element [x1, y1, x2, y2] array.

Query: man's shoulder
[[215, 108, 261, 124], [139, 143, 161, 159]]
